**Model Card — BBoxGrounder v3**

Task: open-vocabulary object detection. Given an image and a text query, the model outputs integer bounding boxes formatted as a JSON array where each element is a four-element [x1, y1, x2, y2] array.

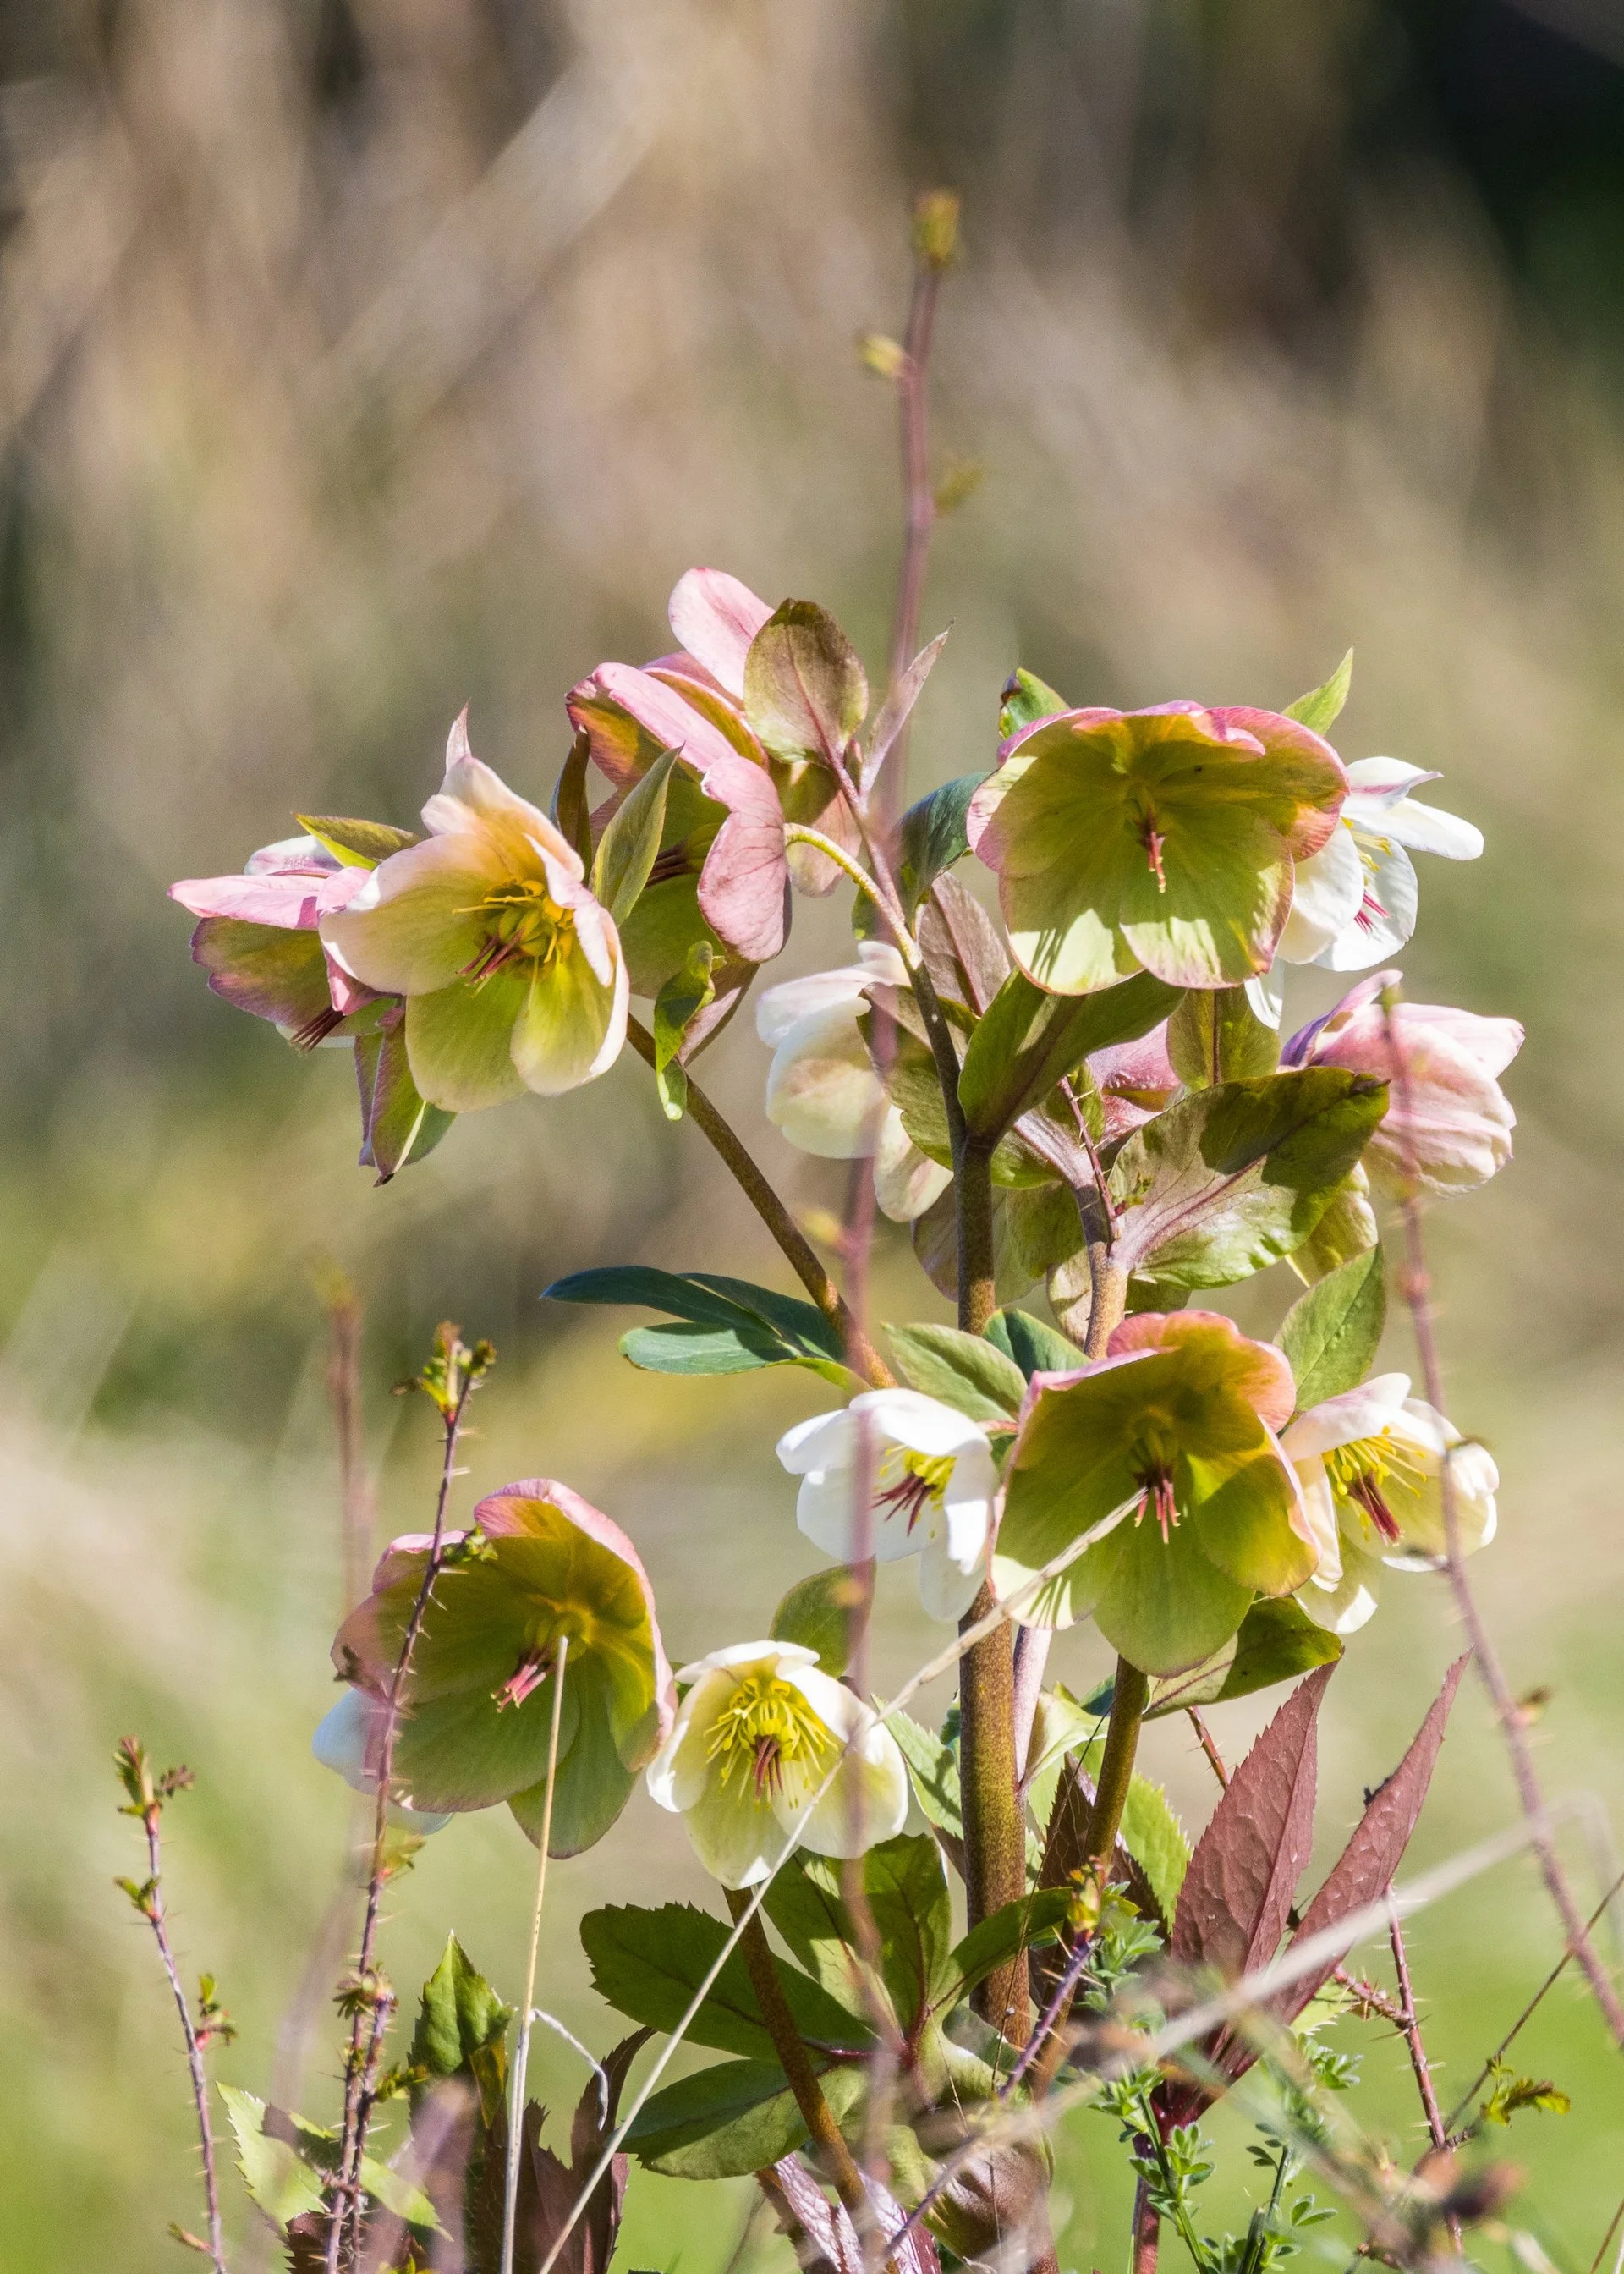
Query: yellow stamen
[[705, 1672, 833, 1801], [1324, 1430, 1428, 1543], [463, 878, 576, 983]]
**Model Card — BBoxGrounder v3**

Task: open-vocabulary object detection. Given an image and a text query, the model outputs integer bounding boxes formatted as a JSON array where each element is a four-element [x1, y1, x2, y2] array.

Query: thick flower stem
[[1084, 1659, 1149, 1869], [955, 1136, 998, 1337], [957, 1584, 1030, 2043], [1083, 1259, 1127, 1362], [1131, 2178, 1160, 2274], [625, 1016, 892, 1390], [725, 1892, 870, 2218]]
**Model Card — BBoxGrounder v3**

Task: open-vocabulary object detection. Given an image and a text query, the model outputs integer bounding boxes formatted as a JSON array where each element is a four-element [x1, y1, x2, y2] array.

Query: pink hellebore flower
[[1281, 1372, 1497, 1634], [320, 717, 628, 1112], [1282, 971, 1522, 1196], [169, 832, 379, 1046]]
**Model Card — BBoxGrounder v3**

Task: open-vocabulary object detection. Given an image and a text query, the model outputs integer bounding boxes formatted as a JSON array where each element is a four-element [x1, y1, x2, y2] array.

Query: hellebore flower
[[170, 832, 380, 1046], [310, 1687, 451, 1833], [991, 1311, 1316, 1675], [966, 704, 1347, 993], [776, 1388, 997, 1622], [331, 1480, 674, 1856], [1282, 971, 1522, 1195], [1276, 757, 1484, 973], [755, 945, 952, 1223], [321, 717, 628, 1112], [645, 1640, 908, 1887], [1282, 1373, 1498, 1633]]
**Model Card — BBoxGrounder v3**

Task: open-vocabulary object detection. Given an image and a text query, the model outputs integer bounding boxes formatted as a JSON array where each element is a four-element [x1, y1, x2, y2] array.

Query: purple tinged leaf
[[1271, 1653, 1468, 2025], [865, 628, 951, 787], [769, 2155, 941, 2274], [743, 601, 869, 767], [1171, 1664, 1335, 1980]]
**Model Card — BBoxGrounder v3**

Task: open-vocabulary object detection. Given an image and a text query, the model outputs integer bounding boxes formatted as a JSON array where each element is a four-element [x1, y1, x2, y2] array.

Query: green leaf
[[409, 1935, 511, 2115], [896, 772, 990, 911], [628, 2060, 864, 2178], [650, 939, 717, 1120], [546, 1266, 852, 1385], [1166, 987, 1280, 1089], [1287, 1166, 1379, 1285], [1283, 651, 1353, 738], [356, 1024, 456, 1184], [1277, 1246, 1386, 1414], [1102, 1759, 1190, 1923], [985, 1307, 1082, 1381], [959, 969, 1182, 1145], [590, 748, 678, 926], [579, 1903, 870, 2062], [940, 1891, 1073, 2010], [551, 730, 594, 871], [1146, 1596, 1343, 1717], [891, 1711, 963, 1846], [219, 2087, 325, 2231], [1110, 1068, 1388, 1291], [760, 1855, 864, 2007], [1478, 2058, 1572, 2128], [883, 1321, 1027, 1422], [770, 1567, 862, 1676], [743, 600, 868, 763], [860, 1833, 956, 2028], [294, 814, 419, 868], [998, 667, 1068, 739]]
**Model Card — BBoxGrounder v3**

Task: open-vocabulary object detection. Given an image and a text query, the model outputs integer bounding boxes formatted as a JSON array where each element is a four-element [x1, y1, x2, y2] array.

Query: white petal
[[918, 1534, 985, 1622], [682, 1771, 784, 1887], [1292, 1465, 1341, 1582], [754, 947, 905, 1046], [672, 1640, 817, 1685], [1314, 839, 1417, 971], [765, 1004, 886, 1159], [1245, 970, 1285, 1030], [1374, 797, 1482, 860], [1298, 1533, 1382, 1634], [797, 1469, 920, 1564], [776, 1408, 856, 1476], [1281, 1374, 1412, 1460], [853, 1387, 991, 1459], [937, 1477, 995, 1571], [312, 1689, 375, 1793], [1344, 758, 1443, 802], [1277, 824, 1365, 963], [873, 1108, 952, 1222]]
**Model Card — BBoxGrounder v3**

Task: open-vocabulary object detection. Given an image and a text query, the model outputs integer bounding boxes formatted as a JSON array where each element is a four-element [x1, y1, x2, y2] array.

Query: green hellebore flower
[[991, 1310, 1316, 1675], [332, 1480, 674, 1857], [966, 703, 1347, 993]]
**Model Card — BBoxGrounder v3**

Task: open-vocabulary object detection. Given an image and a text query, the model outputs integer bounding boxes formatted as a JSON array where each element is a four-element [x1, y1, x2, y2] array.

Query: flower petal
[[405, 971, 530, 1111], [1276, 823, 1365, 963], [509, 929, 628, 1097], [1314, 838, 1417, 971], [321, 834, 506, 993], [874, 1109, 952, 1222], [765, 1002, 886, 1158], [667, 568, 774, 700], [1281, 1374, 1413, 1460]]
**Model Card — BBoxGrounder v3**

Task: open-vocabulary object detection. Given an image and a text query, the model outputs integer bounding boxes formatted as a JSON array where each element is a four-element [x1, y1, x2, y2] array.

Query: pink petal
[[667, 567, 774, 700], [169, 866, 371, 928]]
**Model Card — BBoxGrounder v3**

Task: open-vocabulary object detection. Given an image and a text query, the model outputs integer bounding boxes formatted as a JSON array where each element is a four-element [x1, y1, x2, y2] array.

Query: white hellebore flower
[[777, 1389, 997, 1623], [755, 943, 952, 1223], [645, 1641, 908, 1888], [1281, 1371, 1497, 1634], [1275, 759, 1484, 979], [311, 1688, 451, 1832]]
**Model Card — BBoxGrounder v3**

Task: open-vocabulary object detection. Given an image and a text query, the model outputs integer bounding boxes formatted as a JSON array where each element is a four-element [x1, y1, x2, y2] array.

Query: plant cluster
[[134, 198, 1617, 2274]]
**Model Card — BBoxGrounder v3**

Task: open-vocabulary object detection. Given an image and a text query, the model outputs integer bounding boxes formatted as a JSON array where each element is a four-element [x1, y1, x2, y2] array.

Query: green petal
[[393, 1670, 582, 1812], [508, 1657, 638, 1856], [511, 946, 622, 1096], [405, 971, 529, 1111], [1188, 1445, 1317, 1594], [1092, 1512, 1255, 1675], [321, 836, 502, 994]]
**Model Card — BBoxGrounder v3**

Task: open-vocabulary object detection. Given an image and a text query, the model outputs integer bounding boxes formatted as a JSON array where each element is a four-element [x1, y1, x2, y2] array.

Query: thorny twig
[[114, 1738, 229, 2274], [1379, 986, 1624, 2049], [325, 1323, 492, 2273]]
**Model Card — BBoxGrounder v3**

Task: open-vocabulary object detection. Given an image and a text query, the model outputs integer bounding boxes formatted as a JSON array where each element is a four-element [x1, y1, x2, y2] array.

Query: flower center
[[464, 879, 576, 983], [875, 1447, 957, 1534], [493, 1641, 557, 1711], [1129, 1423, 1181, 1542], [1350, 832, 1391, 936], [1136, 807, 1168, 893], [705, 1672, 833, 1801], [1323, 1431, 1424, 1544]]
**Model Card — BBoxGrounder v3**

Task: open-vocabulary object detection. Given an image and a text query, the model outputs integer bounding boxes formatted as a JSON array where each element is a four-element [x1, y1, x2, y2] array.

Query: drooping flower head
[[992, 1311, 1316, 1673], [645, 1640, 908, 1887], [1276, 759, 1484, 975], [332, 1480, 673, 1856], [170, 832, 381, 1048], [310, 1686, 451, 1833], [755, 945, 952, 1224], [1282, 972, 1522, 1195], [1282, 1373, 1498, 1633], [776, 1389, 997, 1623], [967, 704, 1347, 993], [320, 717, 628, 1112]]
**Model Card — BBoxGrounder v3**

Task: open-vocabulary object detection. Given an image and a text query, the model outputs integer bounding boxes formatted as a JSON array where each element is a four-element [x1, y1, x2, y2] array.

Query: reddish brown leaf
[[1171, 1663, 1335, 1980], [1272, 1653, 1468, 2025], [767, 2155, 941, 2274]]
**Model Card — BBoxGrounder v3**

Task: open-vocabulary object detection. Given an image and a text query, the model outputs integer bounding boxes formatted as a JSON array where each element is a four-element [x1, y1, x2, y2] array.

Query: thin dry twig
[[115, 1740, 228, 2274], [1379, 986, 1624, 2049], [501, 1629, 573, 2274]]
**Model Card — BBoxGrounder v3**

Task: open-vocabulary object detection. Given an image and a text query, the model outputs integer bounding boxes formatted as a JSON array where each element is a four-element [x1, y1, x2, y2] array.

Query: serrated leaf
[[1283, 651, 1353, 737], [998, 668, 1067, 739], [294, 815, 419, 868], [1167, 987, 1280, 1090], [883, 1321, 1026, 1422], [985, 1307, 1083, 1381], [1147, 1597, 1342, 1717], [744, 601, 868, 764], [761, 1854, 864, 2007], [628, 2060, 865, 2179], [546, 1266, 851, 1384], [1111, 1069, 1388, 1290], [579, 1903, 870, 2062], [1171, 1666, 1335, 1981], [1277, 1246, 1386, 1414], [861, 1834, 956, 2029], [590, 748, 678, 926], [770, 1567, 863, 1675], [959, 969, 1181, 1146], [219, 2087, 326, 2231], [939, 1891, 1073, 2010], [409, 1935, 512, 2108], [895, 772, 990, 912]]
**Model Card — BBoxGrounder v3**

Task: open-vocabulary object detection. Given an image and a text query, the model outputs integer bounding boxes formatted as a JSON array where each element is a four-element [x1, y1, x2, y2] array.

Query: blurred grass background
[[3, 0, 1624, 2266]]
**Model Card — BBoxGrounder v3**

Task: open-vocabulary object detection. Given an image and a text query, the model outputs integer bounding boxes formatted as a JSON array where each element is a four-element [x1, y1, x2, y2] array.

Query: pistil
[[495, 1643, 557, 1712]]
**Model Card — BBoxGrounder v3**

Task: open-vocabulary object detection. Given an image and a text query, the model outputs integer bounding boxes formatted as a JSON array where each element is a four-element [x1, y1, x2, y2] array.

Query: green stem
[[726, 1892, 870, 2218], [957, 1583, 1029, 2042], [1085, 1658, 1149, 1869], [625, 1016, 892, 1390]]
